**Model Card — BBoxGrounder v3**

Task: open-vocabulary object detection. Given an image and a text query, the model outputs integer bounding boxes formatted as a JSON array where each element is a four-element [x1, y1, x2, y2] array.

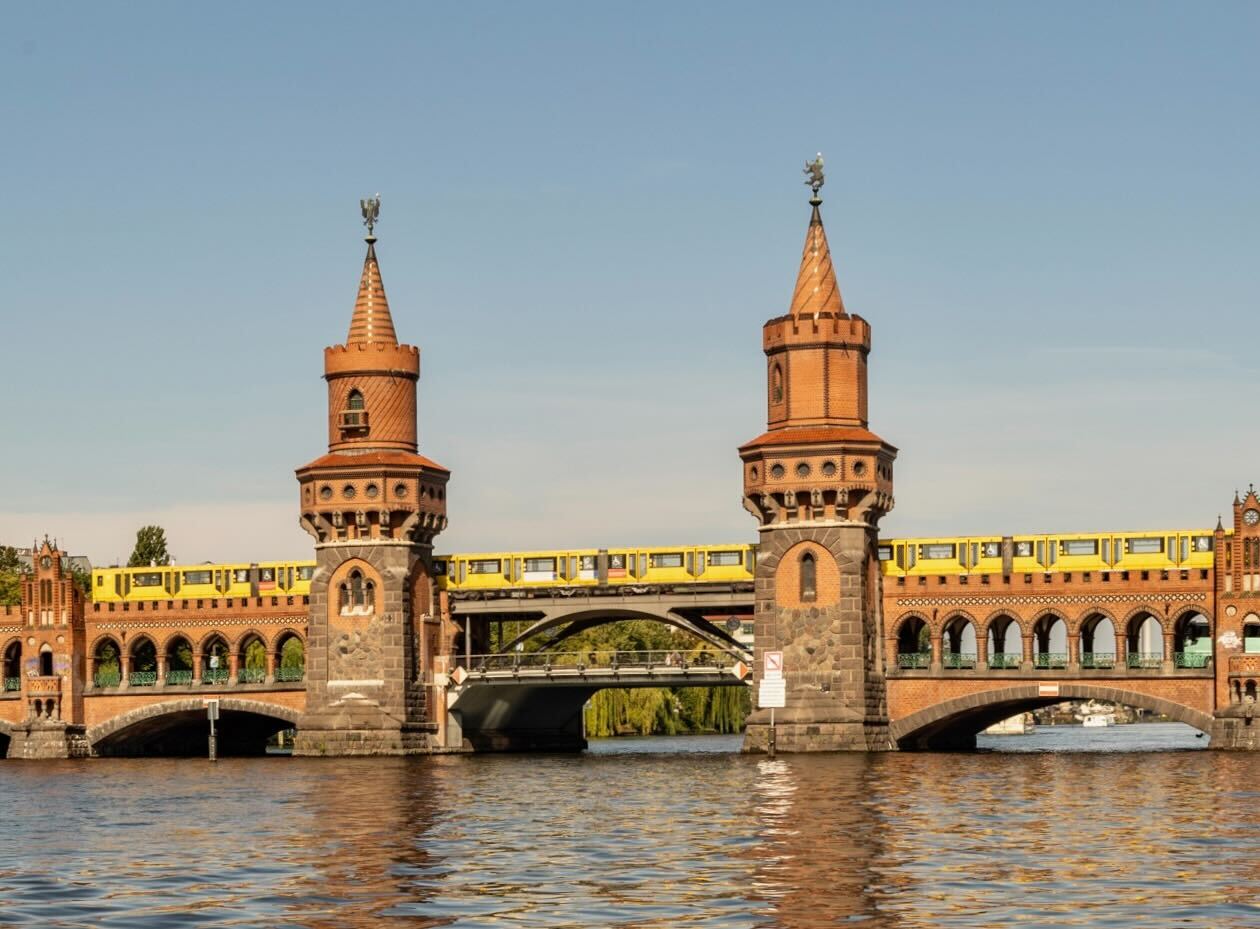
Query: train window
[[709, 551, 743, 567], [1126, 537, 1163, 555], [982, 542, 1000, 559], [649, 552, 684, 569], [524, 558, 556, 573], [1014, 541, 1033, 558], [132, 572, 163, 587], [96, 575, 103, 587], [920, 544, 956, 560], [468, 559, 502, 575], [298, 566, 314, 581], [183, 570, 213, 585], [1061, 539, 1098, 556], [877, 545, 893, 561], [581, 555, 597, 572], [233, 569, 250, 583], [1193, 536, 1213, 553], [608, 554, 628, 578]]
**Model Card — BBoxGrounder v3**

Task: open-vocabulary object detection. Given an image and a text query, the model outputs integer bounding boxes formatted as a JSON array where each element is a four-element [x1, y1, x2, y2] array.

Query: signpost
[[205, 698, 220, 762], [759, 651, 785, 757]]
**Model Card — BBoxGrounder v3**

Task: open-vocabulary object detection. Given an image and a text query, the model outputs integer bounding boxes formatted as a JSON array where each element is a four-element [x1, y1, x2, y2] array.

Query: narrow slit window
[[800, 552, 817, 602]]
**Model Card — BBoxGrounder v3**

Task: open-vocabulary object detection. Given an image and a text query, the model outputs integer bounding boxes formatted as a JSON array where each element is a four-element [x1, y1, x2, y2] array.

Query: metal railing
[[897, 652, 931, 670], [238, 668, 266, 684], [457, 649, 735, 675], [1080, 652, 1117, 669], [202, 668, 231, 684], [1127, 652, 1163, 669], [1174, 651, 1211, 669], [128, 671, 158, 687], [166, 669, 194, 685], [1034, 652, 1069, 670], [3, 677, 19, 692], [942, 652, 976, 670], [988, 652, 1021, 669], [94, 670, 122, 688], [275, 667, 305, 682]]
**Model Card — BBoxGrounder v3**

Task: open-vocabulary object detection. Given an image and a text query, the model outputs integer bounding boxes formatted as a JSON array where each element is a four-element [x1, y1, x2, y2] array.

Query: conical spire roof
[[788, 200, 846, 319], [346, 238, 398, 346]]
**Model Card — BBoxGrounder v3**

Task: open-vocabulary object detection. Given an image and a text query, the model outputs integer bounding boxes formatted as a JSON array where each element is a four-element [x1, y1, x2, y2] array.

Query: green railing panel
[[1174, 651, 1211, 669], [202, 668, 231, 684], [275, 667, 305, 683], [94, 671, 122, 688], [943, 653, 977, 670], [897, 652, 931, 670], [166, 670, 194, 685], [1127, 652, 1163, 669], [128, 671, 158, 686], [3, 677, 20, 692], [238, 668, 266, 684], [1034, 652, 1068, 669], [988, 652, 1020, 669], [1080, 653, 1117, 669]]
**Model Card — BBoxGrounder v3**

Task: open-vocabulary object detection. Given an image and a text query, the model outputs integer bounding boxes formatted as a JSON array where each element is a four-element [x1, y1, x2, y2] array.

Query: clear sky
[[2, 3, 1257, 566]]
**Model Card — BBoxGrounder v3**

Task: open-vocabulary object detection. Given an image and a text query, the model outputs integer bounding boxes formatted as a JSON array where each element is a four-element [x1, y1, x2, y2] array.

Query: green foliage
[[70, 566, 92, 596], [525, 619, 751, 738], [0, 546, 28, 607], [169, 640, 194, 671], [243, 638, 268, 671], [128, 526, 171, 568], [279, 637, 304, 670], [94, 640, 121, 677]]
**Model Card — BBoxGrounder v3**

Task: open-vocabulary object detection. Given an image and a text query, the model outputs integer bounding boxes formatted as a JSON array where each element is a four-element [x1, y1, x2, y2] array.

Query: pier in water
[[1, 723, 1256, 928]]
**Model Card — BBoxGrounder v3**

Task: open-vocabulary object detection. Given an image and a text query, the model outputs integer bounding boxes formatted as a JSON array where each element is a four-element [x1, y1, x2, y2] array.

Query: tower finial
[[803, 153, 824, 205], [360, 194, 381, 241]]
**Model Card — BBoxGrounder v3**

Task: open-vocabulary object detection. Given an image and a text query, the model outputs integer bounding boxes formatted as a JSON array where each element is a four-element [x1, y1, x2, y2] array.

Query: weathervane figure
[[360, 194, 381, 237], [803, 153, 824, 202]]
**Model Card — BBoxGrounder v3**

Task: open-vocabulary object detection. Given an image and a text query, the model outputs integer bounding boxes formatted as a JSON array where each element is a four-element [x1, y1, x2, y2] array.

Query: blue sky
[[1, 3, 1256, 565]]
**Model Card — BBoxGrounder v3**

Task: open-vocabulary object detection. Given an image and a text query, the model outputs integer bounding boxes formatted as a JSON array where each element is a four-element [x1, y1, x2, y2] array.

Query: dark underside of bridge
[[93, 710, 291, 757], [896, 698, 1075, 750]]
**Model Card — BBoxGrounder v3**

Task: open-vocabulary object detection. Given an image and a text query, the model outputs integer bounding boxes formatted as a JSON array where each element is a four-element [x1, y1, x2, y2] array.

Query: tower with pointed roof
[[740, 165, 897, 752], [292, 201, 450, 756]]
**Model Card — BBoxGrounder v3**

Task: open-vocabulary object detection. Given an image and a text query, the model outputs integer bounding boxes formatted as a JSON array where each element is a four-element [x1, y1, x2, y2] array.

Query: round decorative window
[[795, 462, 810, 478], [342, 484, 357, 500], [394, 483, 409, 498], [365, 483, 380, 499], [770, 464, 785, 480], [319, 485, 333, 501], [852, 460, 867, 477]]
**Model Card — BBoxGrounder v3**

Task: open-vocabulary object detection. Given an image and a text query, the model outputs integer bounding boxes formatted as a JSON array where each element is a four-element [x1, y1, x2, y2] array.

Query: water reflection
[[1, 727, 1259, 927]]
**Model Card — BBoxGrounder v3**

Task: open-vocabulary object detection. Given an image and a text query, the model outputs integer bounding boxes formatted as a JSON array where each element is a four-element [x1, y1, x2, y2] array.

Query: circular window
[[319, 485, 333, 501], [821, 461, 836, 477], [342, 484, 357, 500], [365, 483, 380, 499], [852, 461, 867, 477], [795, 462, 810, 478], [394, 483, 408, 498], [770, 464, 785, 480]]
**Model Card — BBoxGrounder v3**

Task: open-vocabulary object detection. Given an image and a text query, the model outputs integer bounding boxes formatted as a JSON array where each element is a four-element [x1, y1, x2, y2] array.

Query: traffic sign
[[732, 661, 750, 680], [763, 651, 784, 680], [450, 666, 468, 685], [758, 678, 786, 708]]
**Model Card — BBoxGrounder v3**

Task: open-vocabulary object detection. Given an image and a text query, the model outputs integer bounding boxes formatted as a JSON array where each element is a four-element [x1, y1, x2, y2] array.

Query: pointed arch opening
[[895, 616, 931, 670], [1080, 612, 1118, 669], [93, 637, 122, 688], [986, 615, 1022, 669], [165, 636, 194, 685], [1032, 613, 1068, 670], [239, 634, 268, 684], [941, 614, 977, 670], [129, 637, 158, 686], [38, 644, 53, 678], [799, 552, 817, 602], [3, 641, 21, 692], [201, 634, 230, 684], [276, 632, 305, 683], [771, 363, 784, 404], [1173, 611, 1212, 669], [1126, 611, 1164, 669]]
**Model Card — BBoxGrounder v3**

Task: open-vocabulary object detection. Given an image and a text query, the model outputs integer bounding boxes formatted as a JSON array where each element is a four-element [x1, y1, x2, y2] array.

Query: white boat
[[1082, 713, 1114, 727]]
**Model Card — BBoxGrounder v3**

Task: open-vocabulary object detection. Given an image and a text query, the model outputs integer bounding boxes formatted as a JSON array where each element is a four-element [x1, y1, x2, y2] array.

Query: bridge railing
[[455, 649, 735, 674]]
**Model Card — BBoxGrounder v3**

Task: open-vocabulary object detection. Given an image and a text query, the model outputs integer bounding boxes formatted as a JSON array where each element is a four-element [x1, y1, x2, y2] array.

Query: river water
[[1, 723, 1257, 928]]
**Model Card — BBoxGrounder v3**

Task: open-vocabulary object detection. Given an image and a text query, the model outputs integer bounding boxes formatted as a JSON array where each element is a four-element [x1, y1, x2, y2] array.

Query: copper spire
[[787, 193, 847, 319], [346, 197, 398, 347]]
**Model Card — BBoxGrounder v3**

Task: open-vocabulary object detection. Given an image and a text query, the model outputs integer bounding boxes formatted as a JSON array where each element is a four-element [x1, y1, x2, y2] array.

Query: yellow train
[[89, 529, 1219, 602]]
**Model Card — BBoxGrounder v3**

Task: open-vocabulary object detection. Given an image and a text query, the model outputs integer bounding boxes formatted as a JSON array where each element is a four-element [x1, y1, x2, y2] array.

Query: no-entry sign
[[763, 651, 784, 680]]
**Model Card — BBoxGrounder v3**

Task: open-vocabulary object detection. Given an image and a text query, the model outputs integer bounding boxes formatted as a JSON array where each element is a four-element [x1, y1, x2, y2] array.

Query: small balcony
[[339, 409, 369, 434]]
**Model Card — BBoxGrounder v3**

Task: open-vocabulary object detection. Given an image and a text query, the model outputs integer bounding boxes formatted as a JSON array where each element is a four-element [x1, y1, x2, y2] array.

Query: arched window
[[351, 570, 364, 608], [771, 364, 783, 404], [39, 646, 53, 677], [347, 389, 365, 411], [800, 552, 816, 602]]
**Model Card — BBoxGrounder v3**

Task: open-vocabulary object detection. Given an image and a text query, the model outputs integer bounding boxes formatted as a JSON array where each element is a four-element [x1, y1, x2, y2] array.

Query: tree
[[0, 546, 27, 607], [128, 526, 171, 567]]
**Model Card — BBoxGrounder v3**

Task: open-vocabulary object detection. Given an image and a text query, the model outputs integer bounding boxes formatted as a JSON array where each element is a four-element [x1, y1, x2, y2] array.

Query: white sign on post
[[758, 678, 786, 708], [763, 651, 784, 680]]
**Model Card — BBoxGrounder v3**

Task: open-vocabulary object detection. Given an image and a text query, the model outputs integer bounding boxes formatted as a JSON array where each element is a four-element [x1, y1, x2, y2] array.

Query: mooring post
[[769, 707, 776, 758]]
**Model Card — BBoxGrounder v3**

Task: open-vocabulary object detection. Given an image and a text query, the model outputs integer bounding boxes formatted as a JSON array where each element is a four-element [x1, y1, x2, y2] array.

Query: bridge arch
[[0, 718, 11, 758], [891, 683, 1213, 750], [495, 606, 748, 657], [89, 698, 300, 757]]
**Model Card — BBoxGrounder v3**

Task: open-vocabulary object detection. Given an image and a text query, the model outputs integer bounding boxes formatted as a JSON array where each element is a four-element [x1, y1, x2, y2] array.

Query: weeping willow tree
[[556, 620, 752, 738]]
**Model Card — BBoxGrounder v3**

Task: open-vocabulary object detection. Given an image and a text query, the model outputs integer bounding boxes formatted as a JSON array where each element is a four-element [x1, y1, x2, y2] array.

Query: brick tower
[[9, 540, 89, 758], [740, 160, 897, 752], [1211, 486, 1260, 748], [292, 200, 450, 756]]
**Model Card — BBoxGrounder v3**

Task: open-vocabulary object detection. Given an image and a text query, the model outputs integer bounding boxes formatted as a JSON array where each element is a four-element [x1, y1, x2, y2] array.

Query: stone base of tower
[[1209, 711, 1260, 751], [742, 697, 893, 753], [7, 721, 90, 760], [292, 710, 449, 757]]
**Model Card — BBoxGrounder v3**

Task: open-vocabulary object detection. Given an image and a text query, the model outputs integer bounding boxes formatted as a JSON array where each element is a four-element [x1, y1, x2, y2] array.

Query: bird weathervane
[[360, 194, 381, 237], [803, 153, 824, 202]]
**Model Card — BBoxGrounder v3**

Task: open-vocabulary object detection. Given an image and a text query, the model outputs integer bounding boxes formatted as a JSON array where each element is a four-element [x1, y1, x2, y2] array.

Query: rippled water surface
[[2, 724, 1259, 928]]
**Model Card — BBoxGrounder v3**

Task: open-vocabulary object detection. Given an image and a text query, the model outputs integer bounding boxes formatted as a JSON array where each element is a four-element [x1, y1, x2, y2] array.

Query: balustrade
[[166, 670, 194, 685], [1080, 652, 1117, 669], [988, 652, 1020, 669], [275, 667, 304, 683], [1126, 652, 1163, 670], [238, 668, 266, 684], [942, 653, 976, 670], [128, 671, 158, 687], [1034, 652, 1069, 670], [897, 652, 931, 670], [3, 677, 19, 692], [1173, 651, 1211, 669]]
